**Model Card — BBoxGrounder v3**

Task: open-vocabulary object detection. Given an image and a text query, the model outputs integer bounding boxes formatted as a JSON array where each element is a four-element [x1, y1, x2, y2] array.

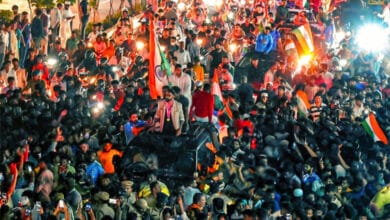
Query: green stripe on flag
[[362, 119, 374, 139]]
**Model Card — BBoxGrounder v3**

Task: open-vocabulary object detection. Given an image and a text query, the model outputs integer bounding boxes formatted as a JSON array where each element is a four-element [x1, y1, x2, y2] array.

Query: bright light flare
[[356, 24, 388, 52], [47, 58, 58, 66], [133, 19, 141, 30], [204, 0, 223, 7], [97, 102, 104, 109], [294, 54, 312, 75], [160, 46, 166, 52], [334, 31, 345, 44], [87, 42, 93, 48], [229, 43, 237, 52], [228, 12, 234, 20], [112, 66, 119, 72], [136, 41, 145, 50], [196, 39, 203, 46], [298, 54, 312, 67], [339, 59, 347, 67], [177, 2, 186, 11]]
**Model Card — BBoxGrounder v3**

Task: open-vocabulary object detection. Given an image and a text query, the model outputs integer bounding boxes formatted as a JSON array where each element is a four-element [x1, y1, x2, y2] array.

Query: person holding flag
[[148, 10, 171, 99]]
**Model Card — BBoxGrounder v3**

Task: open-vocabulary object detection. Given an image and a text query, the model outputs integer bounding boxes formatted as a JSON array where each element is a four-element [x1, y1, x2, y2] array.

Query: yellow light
[[160, 46, 166, 52], [215, 0, 223, 7], [87, 42, 93, 48], [298, 54, 312, 67], [196, 39, 203, 46], [90, 77, 96, 84], [92, 95, 97, 100], [93, 107, 99, 113], [136, 41, 145, 50], [229, 43, 237, 52]]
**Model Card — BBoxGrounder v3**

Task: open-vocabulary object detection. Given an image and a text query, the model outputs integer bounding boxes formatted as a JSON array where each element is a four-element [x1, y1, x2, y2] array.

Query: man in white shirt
[[10, 58, 27, 89], [0, 61, 15, 88], [168, 64, 192, 113], [50, 3, 63, 41], [173, 40, 191, 69], [59, 1, 74, 48]]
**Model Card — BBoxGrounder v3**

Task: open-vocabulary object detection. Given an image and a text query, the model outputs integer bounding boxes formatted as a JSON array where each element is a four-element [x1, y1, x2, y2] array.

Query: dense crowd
[[1, 0, 390, 219]]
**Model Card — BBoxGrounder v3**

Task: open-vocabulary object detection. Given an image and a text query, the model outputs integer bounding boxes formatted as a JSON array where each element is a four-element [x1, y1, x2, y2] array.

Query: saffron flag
[[362, 112, 389, 145], [292, 24, 314, 55], [296, 90, 311, 117], [149, 19, 171, 99]]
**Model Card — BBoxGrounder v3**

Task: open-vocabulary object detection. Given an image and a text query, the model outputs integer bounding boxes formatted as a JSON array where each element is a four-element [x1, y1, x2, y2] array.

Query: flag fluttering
[[149, 19, 171, 99], [362, 112, 389, 145]]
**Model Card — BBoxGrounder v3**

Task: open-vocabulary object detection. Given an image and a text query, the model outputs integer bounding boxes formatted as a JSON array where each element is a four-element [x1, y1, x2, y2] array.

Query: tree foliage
[[31, 0, 76, 8], [0, 10, 13, 24]]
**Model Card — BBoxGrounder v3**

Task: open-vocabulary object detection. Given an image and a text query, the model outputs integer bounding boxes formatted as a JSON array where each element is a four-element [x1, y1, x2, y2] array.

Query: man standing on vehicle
[[247, 57, 264, 91], [255, 27, 274, 55], [153, 86, 185, 136]]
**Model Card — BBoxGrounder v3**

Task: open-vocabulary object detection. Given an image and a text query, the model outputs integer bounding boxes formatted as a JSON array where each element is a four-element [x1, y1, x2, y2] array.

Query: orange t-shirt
[[97, 149, 123, 174]]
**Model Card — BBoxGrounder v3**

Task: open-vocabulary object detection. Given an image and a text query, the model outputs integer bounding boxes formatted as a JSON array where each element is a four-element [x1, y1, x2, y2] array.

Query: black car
[[234, 50, 278, 83], [120, 122, 220, 185]]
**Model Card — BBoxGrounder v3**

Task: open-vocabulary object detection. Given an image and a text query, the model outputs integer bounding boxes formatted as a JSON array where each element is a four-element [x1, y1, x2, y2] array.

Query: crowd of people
[[1, 0, 390, 219]]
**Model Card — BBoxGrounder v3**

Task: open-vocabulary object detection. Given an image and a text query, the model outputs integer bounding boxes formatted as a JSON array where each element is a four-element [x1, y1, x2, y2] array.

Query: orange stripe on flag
[[368, 113, 389, 145]]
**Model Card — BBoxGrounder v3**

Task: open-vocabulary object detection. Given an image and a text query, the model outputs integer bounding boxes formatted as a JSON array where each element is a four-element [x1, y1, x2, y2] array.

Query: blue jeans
[[81, 15, 89, 40], [0, 52, 4, 69]]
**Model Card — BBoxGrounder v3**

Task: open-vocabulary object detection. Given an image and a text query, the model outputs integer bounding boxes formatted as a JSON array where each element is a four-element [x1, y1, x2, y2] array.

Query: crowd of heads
[[0, 0, 390, 219]]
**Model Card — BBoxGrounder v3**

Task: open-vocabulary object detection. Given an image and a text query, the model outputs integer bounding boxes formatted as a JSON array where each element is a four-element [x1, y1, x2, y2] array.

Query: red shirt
[[190, 91, 214, 122], [32, 63, 49, 86]]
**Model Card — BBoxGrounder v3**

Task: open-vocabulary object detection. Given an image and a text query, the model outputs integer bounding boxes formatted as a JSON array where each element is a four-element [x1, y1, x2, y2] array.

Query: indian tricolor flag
[[296, 90, 311, 117], [292, 24, 314, 55], [149, 19, 171, 99], [362, 113, 389, 145]]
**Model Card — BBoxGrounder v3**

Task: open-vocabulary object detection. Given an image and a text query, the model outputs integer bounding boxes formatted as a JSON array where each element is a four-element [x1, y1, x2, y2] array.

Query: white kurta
[[59, 9, 73, 48]]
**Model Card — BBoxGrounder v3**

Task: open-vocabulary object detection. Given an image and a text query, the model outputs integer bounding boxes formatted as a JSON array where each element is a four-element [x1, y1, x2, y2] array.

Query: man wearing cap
[[118, 180, 137, 219], [60, 1, 74, 48], [93, 191, 115, 219]]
